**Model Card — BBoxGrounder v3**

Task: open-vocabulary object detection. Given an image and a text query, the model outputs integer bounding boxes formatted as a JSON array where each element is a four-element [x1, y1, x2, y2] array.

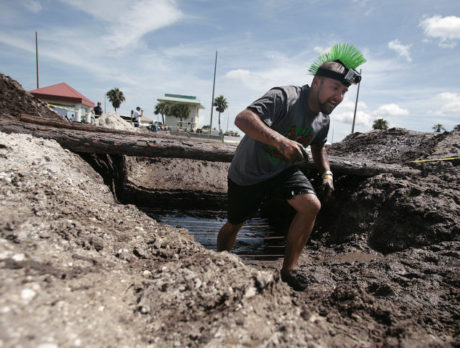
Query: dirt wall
[[1, 72, 459, 347]]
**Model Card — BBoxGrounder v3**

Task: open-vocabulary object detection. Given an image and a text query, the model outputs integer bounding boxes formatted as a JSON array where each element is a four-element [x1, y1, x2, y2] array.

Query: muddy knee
[[289, 193, 321, 216]]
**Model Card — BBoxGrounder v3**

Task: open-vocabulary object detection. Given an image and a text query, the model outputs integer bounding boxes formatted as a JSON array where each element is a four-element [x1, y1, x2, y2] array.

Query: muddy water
[[144, 210, 286, 260]]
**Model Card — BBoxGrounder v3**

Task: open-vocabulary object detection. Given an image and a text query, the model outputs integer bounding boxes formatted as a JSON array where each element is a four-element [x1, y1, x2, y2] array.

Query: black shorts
[[227, 167, 316, 225]]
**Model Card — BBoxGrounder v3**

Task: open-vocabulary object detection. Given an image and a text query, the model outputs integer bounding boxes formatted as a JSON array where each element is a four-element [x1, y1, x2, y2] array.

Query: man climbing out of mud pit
[[217, 43, 366, 291]]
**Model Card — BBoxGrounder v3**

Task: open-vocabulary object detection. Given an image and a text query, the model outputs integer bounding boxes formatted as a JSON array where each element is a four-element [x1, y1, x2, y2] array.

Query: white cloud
[[388, 39, 412, 62], [226, 69, 251, 81], [0, 33, 34, 53], [373, 103, 409, 117], [331, 101, 409, 137], [313, 45, 329, 54], [225, 68, 272, 91], [24, 0, 42, 13], [329, 99, 372, 143], [106, 0, 183, 50], [420, 15, 460, 48], [224, 49, 313, 91], [59, 0, 183, 50], [332, 100, 373, 127], [435, 92, 460, 115], [161, 45, 204, 58], [334, 110, 373, 127]]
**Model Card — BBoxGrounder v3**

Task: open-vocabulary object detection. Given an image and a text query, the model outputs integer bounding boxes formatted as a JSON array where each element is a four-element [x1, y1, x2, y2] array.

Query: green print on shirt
[[262, 125, 313, 167]]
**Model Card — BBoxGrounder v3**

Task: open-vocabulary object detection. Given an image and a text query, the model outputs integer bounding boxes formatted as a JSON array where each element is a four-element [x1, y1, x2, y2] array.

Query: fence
[[169, 130, 224, 142]]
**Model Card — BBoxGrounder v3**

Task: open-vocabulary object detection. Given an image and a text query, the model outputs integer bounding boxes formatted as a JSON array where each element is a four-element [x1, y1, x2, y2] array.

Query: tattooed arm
[[235, 108, 303, 162]]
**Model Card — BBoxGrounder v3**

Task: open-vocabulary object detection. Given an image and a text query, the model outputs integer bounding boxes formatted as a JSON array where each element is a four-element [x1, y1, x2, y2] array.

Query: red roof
[[30, 82, 95, 108]]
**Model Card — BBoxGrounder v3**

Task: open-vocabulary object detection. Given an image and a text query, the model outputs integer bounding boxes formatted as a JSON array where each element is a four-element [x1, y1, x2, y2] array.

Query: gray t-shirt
[[228, 85, 329, 186]]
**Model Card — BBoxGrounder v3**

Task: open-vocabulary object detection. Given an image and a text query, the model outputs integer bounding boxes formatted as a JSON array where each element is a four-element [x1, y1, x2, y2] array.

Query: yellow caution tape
[[47, 103, 91, 115], [406, 157, 460, 163], [47, 103, 139, 123]]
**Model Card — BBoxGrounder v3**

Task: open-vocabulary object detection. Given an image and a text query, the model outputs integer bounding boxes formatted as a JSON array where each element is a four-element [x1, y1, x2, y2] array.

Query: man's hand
[[277, 139, 308, 164], [320, 172, 334, 200], [290, 143, 309, 164]]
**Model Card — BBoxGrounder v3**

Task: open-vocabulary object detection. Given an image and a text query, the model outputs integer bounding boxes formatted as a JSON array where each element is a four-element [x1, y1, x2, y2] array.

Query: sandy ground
[[127, 156, 229, 193], [1, 72, 459, 347]]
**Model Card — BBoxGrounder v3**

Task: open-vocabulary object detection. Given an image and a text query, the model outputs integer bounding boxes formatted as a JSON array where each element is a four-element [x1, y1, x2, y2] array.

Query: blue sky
[[1, 0, 459, 142]]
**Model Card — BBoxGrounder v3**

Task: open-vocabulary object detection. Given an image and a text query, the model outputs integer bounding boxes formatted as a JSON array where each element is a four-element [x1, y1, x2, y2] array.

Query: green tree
[[432, 124, 446, 132], [171, 103, 190, 129], [106, 88, 125, 112], [213, 95, 228, 134], [154, 101, 170, 125], [373, 118, 389, 130]]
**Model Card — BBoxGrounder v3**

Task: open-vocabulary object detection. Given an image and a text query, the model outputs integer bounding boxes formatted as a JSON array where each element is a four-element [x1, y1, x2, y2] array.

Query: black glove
[[291, 144, 309, 165]]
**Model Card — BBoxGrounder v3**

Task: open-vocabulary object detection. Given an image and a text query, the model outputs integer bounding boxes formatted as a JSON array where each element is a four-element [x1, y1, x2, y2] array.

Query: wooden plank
[[0, 117, 420, 177]]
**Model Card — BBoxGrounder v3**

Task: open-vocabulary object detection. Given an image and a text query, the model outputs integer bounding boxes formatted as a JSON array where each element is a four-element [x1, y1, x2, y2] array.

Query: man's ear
[[312, 76, 320, 88]]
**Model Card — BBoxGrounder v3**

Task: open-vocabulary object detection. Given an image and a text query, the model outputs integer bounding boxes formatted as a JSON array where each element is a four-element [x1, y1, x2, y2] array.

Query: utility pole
[[209, 51, 218, 134], [35, 31, 40, 89], [351, 69, 362, 134]]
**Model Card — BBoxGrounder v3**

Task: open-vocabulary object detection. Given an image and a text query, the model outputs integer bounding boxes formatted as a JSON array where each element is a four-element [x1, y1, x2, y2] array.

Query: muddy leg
[[217, 221, 244, 251], [282, 193, 321, 273]]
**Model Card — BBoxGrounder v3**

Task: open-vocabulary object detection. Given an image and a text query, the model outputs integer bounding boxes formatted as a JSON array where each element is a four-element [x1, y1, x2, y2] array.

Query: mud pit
[[1, 73, 459, 347]]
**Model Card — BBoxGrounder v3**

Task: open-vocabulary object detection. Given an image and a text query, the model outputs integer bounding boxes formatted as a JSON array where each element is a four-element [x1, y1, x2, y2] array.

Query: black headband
[[316, 68, 351, 86], [315, 67, 361, 87]]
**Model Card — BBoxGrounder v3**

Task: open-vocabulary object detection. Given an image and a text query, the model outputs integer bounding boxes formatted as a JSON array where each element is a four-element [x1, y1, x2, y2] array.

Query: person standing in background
[[133, 106, 142, 127], [93, 102, 103, 119]]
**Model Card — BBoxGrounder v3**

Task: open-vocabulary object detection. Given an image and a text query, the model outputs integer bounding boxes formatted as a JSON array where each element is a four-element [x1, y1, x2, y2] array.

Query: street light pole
[[351, 69, 362, 134], [35, 32, 40, 89], [209, 51, 218, 134]]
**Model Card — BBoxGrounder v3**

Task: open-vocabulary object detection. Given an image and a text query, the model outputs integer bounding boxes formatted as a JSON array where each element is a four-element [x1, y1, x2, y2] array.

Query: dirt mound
[[94, 111, 139, 132], [0, 74, 459, 346], [323, 128, 460, 253], [0, 73, 65, 122], [328, 128, 457, 163], [1, 131, 458, 346], [0, 132, 350, 347], [427, 129, 460, 160]]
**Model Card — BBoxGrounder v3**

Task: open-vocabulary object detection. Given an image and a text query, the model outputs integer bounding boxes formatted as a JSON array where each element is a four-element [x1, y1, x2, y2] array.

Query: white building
[[157, 93, 205, 131], [29, 82, 95, 123]]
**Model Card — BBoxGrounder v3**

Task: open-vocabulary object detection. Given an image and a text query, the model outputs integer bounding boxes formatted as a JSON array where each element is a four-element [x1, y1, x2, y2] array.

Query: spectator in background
[[93, 102, 103, 118], [133, 106, 142, 127]]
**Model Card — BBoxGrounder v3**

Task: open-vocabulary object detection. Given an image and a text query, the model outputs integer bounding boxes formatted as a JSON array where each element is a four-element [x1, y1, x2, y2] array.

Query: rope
[[406, 157, 460, 163]]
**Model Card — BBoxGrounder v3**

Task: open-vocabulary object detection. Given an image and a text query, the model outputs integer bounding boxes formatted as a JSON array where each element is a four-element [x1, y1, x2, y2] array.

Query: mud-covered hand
[[290, 143, 309, 165], [320, 172, 334, 200], [277, 139, 309, 164]]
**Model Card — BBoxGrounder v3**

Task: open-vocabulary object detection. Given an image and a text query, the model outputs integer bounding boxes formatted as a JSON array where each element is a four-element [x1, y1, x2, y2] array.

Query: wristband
[[322, 171, 333, 179]]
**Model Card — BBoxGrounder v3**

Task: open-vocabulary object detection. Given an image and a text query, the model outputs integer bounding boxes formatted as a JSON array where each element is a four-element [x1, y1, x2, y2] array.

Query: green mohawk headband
[[308, 43, 366, 86]]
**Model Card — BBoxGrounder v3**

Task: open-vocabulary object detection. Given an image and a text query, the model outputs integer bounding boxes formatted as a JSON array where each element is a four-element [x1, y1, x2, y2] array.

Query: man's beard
[[318, 99, 338, 115]]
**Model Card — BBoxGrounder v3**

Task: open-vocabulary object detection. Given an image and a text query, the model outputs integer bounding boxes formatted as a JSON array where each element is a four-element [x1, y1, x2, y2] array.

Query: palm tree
[[154, 101, 169, 125], [432, 124, 446, 132], [171, 103, 190, 129], [106, 88, 125, 112], [214, 95, 228, 134], [373, 118, 389, 130]]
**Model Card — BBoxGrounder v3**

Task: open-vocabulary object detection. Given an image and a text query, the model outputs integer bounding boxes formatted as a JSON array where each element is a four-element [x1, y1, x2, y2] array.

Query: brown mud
[[0, 73, 459, 347]]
